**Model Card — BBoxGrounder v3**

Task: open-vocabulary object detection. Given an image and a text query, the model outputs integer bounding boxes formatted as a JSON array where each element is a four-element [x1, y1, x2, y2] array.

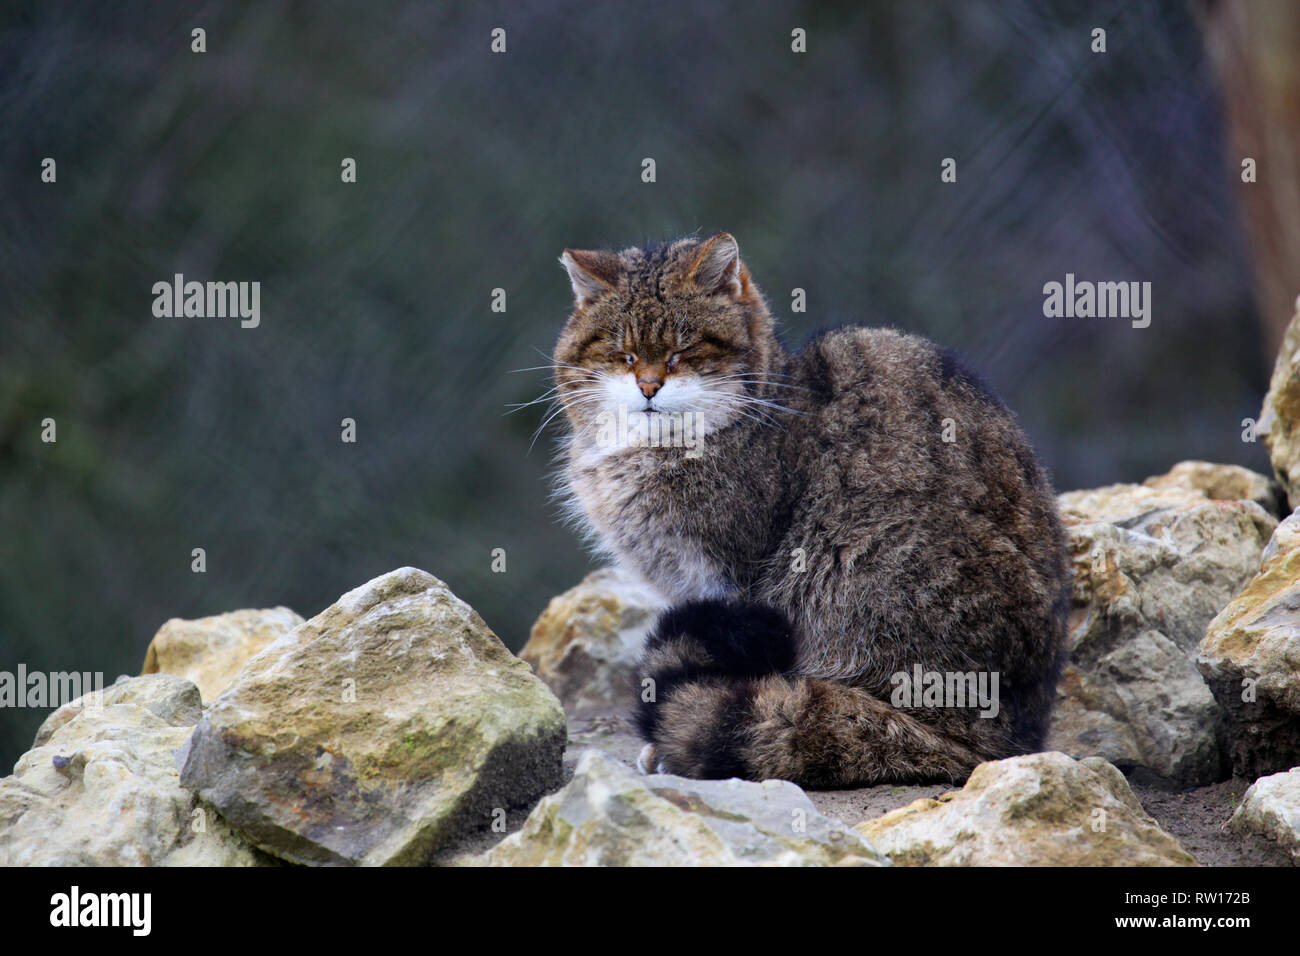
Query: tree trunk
[[1197, 0, 1300, 356]]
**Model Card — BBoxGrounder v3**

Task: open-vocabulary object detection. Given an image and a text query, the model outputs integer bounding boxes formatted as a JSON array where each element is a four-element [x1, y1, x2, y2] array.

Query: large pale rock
[[179, 567, 567, 866], [142, 607, 304, 702], [1049, 482, 1276, 787], [1141, 460, 1282, 516], [0, 675, 271, 866], [521, 567, 665, 715], [1258, 307, 1300, 504], [1229, 767, 1300, 864], [856, 752, 1196, 866], [469, 749, 887, 866], [1197, 513, 1300, 777]]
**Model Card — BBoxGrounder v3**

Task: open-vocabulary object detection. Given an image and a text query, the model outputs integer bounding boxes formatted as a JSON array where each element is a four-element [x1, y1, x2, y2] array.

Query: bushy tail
[[632, 599, 994, 788]]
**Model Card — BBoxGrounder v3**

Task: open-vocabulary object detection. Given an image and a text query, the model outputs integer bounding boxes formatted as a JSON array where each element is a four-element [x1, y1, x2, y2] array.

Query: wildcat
[[550, 233, 1070, 787]]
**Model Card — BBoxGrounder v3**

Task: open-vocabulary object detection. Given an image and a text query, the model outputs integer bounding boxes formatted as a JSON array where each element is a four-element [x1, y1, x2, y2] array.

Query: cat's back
[[786, 326, 1010, 468], [789, 325, 1000, 419], [782, 324, 1063, 554]]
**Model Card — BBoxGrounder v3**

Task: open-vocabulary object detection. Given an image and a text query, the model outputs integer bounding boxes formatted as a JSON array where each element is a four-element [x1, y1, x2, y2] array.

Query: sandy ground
[[1130, 780, 1290, 866], [556, 715, 1292, 867]]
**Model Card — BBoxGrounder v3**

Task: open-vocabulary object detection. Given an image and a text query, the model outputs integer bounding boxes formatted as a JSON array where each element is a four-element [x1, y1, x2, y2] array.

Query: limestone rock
[[856, 752, 1196, 866], [1258, 307, 1300, 505], [1228, 767, 1300, 864], [521, 567, 665, 715], [142, 607, 304, 702], [1048, 482, 1275, 787], [178, 567, 567, 866], [469, 749, 887, 866], [34, 672, 202, 748], [1049, 630, 1221, 788], [1141, 460, 1282, 516], [1197, 512, 1300, 777], [0, 675, 271, 866]]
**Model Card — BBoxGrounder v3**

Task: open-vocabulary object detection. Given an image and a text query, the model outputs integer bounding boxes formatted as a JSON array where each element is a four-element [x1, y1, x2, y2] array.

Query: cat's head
[[552, 233, 782, 443]]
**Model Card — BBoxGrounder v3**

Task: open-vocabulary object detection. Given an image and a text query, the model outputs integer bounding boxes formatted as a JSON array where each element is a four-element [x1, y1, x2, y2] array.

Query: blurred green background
[[0, 0, 1279, 770]]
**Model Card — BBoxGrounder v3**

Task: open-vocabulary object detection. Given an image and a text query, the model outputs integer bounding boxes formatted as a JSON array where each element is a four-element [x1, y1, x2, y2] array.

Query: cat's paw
[[636, 743, 666, 775]]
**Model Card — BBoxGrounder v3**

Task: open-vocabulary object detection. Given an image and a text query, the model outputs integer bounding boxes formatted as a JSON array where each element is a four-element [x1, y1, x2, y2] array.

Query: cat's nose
[[638, 378, 662, 399]]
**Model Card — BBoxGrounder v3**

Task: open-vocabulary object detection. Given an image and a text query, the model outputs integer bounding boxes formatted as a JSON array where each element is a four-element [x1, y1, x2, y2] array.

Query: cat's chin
[[575, 403, 720, 459]]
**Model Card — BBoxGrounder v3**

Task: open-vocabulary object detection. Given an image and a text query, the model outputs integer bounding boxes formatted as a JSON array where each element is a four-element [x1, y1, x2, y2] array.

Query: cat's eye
[[624, 353, 637, 366], [667, 353, 680, 369]]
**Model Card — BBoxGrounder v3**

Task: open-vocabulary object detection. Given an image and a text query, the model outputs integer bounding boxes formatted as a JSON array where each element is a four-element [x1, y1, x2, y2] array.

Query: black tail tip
[[633, 599, 796, 743], [646, 598, 797, 678]]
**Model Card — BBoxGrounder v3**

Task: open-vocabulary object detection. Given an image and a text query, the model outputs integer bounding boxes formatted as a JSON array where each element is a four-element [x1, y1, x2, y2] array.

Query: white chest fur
[[563, 443, 736, 603]]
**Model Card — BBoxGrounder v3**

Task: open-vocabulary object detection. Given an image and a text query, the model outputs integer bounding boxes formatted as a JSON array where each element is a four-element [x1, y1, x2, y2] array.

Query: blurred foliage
[[0, 0, 1274, 769]]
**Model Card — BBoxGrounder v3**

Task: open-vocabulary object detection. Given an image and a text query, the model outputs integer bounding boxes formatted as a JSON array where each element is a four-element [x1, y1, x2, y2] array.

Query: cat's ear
[[686, 233, 742, 298], [560, 249, 621, 308]]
